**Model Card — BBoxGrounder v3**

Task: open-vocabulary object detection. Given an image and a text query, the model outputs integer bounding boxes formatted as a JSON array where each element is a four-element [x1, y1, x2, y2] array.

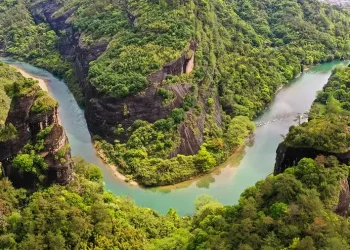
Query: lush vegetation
[[0, 157, 194, 250], [187, 157, 350, 249], [1, 156, 350, 249], [30, 90, 58, 113], [59, 0, 350, 185], [0, 0, 83, 104], [5, 77, 57, 114], [0, 62, 22, 124], [96, 115, 255, 186], [0, 1, 69, 76], [0, 63, 21, 141], [285, 66, 350, 153], [0, 123, 17, 142], [51, 0, 350, 112], [1, 59, 350, 249], [3, 0, 350, 184]]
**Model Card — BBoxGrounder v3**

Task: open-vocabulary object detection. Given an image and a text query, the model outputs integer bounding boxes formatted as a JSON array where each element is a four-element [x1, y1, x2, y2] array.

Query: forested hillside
[[0, 63, 349, 249], [0, 63, 22, 124], [1, 0, 350, 185], [0, 1, 69, 75]]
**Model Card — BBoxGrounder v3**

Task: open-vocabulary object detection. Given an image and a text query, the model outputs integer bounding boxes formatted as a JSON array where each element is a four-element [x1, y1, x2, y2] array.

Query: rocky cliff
[[274, 143, 350, 215], [274, 143, 350, 175], [27, 1, 217, 156], [0, 84, 73, 189], [335, 178, 350, 216]]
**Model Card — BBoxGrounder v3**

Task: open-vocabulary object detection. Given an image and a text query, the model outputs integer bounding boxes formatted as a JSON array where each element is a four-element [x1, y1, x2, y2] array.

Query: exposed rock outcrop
[[0, 87, 73, 189], [274, 144, 350, 216], [274, 143, 350, 175], [85, 41, 198, 144], [28, 1, 219, 156], [334, 178, 350, 216]]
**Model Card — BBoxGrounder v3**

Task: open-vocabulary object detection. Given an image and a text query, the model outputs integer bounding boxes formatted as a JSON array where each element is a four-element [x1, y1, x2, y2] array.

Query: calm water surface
[[1, 57, 346, 215]]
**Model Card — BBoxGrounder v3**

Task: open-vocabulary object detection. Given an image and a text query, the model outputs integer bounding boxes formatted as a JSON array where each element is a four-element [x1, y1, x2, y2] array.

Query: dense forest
[[1, 0, 350, 247], [1, 156, 349, 249], [0, 54, 349, 249], [2, 0, 350, 185]]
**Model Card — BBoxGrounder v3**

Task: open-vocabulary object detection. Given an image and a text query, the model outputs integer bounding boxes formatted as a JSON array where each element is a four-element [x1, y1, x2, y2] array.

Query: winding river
[[0, 57, 347, 215]]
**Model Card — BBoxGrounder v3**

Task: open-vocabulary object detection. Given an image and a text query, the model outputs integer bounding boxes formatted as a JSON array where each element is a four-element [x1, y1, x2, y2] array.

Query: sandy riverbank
[[95, 148, 139, 187], [11, 65, 49, 91]]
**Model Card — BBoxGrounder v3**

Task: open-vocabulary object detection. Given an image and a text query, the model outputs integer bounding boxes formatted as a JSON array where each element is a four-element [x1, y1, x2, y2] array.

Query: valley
[[0, 0, 350, 249]]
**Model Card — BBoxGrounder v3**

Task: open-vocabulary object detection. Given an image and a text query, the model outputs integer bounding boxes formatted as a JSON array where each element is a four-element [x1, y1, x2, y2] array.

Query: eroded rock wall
[[274, 143, 350, 175], [0, 88, 73, 189], [28, 1, 220, 156]]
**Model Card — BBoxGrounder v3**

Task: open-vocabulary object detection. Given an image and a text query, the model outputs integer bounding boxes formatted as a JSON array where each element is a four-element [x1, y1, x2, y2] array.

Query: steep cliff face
[[29, 0, 108, 89], [28, 1, 210, 155], [274, 143, 350, 175], [85, 41, 199, 143], [335, 178, 350, 216], [26, 2, 213, 156], [274, 144, 350, 216], [0, 86, 73, 189]]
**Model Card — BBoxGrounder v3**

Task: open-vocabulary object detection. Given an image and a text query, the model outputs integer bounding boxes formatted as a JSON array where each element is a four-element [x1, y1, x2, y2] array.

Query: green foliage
[[30, 93, 57, 113], [158, 87, 175, 105], [189, 158, 350, 250], [182, 93, 196, 111], [5, 78, 37, 97], [12, 154, 34, 172], [8, 150, 349, 250], [74, 157, 103, 182], [97, 113, 254, 186], [225, 116, 256, 152], [0, 123, 17, 142], [74, 0, 193, 97], [170, 108, 185, 124], [34, 0, 350, 109], [54, 144, 70, 163], [0, 63, 22, 124], [1, 2, 350, 248], [285, 117, 350, 153], [0, 0, 70, 76], [0, 157, 192, 249], [12, 153, 47, 174], [0, 1, 81, 104], [3, 0, 350, 186], [286, 66, 350, 153], [36, 125, 53, 139], [269, 202, 288, 219]]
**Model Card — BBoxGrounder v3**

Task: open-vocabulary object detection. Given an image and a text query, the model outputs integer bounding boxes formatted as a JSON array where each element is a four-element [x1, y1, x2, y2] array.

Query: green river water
[[0, 58, 347, 215]]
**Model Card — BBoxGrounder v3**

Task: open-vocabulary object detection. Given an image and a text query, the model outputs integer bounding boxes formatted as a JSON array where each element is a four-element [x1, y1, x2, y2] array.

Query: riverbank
[[95, 147, 139, 187], [11, 65, 48, 91]]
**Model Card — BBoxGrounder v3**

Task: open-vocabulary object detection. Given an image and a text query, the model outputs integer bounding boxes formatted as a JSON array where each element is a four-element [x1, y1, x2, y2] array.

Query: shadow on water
[[0, 57, 347, 215]]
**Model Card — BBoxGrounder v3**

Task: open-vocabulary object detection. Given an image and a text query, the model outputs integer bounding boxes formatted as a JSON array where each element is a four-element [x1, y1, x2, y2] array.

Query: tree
[[12, 154, 34, 172]]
